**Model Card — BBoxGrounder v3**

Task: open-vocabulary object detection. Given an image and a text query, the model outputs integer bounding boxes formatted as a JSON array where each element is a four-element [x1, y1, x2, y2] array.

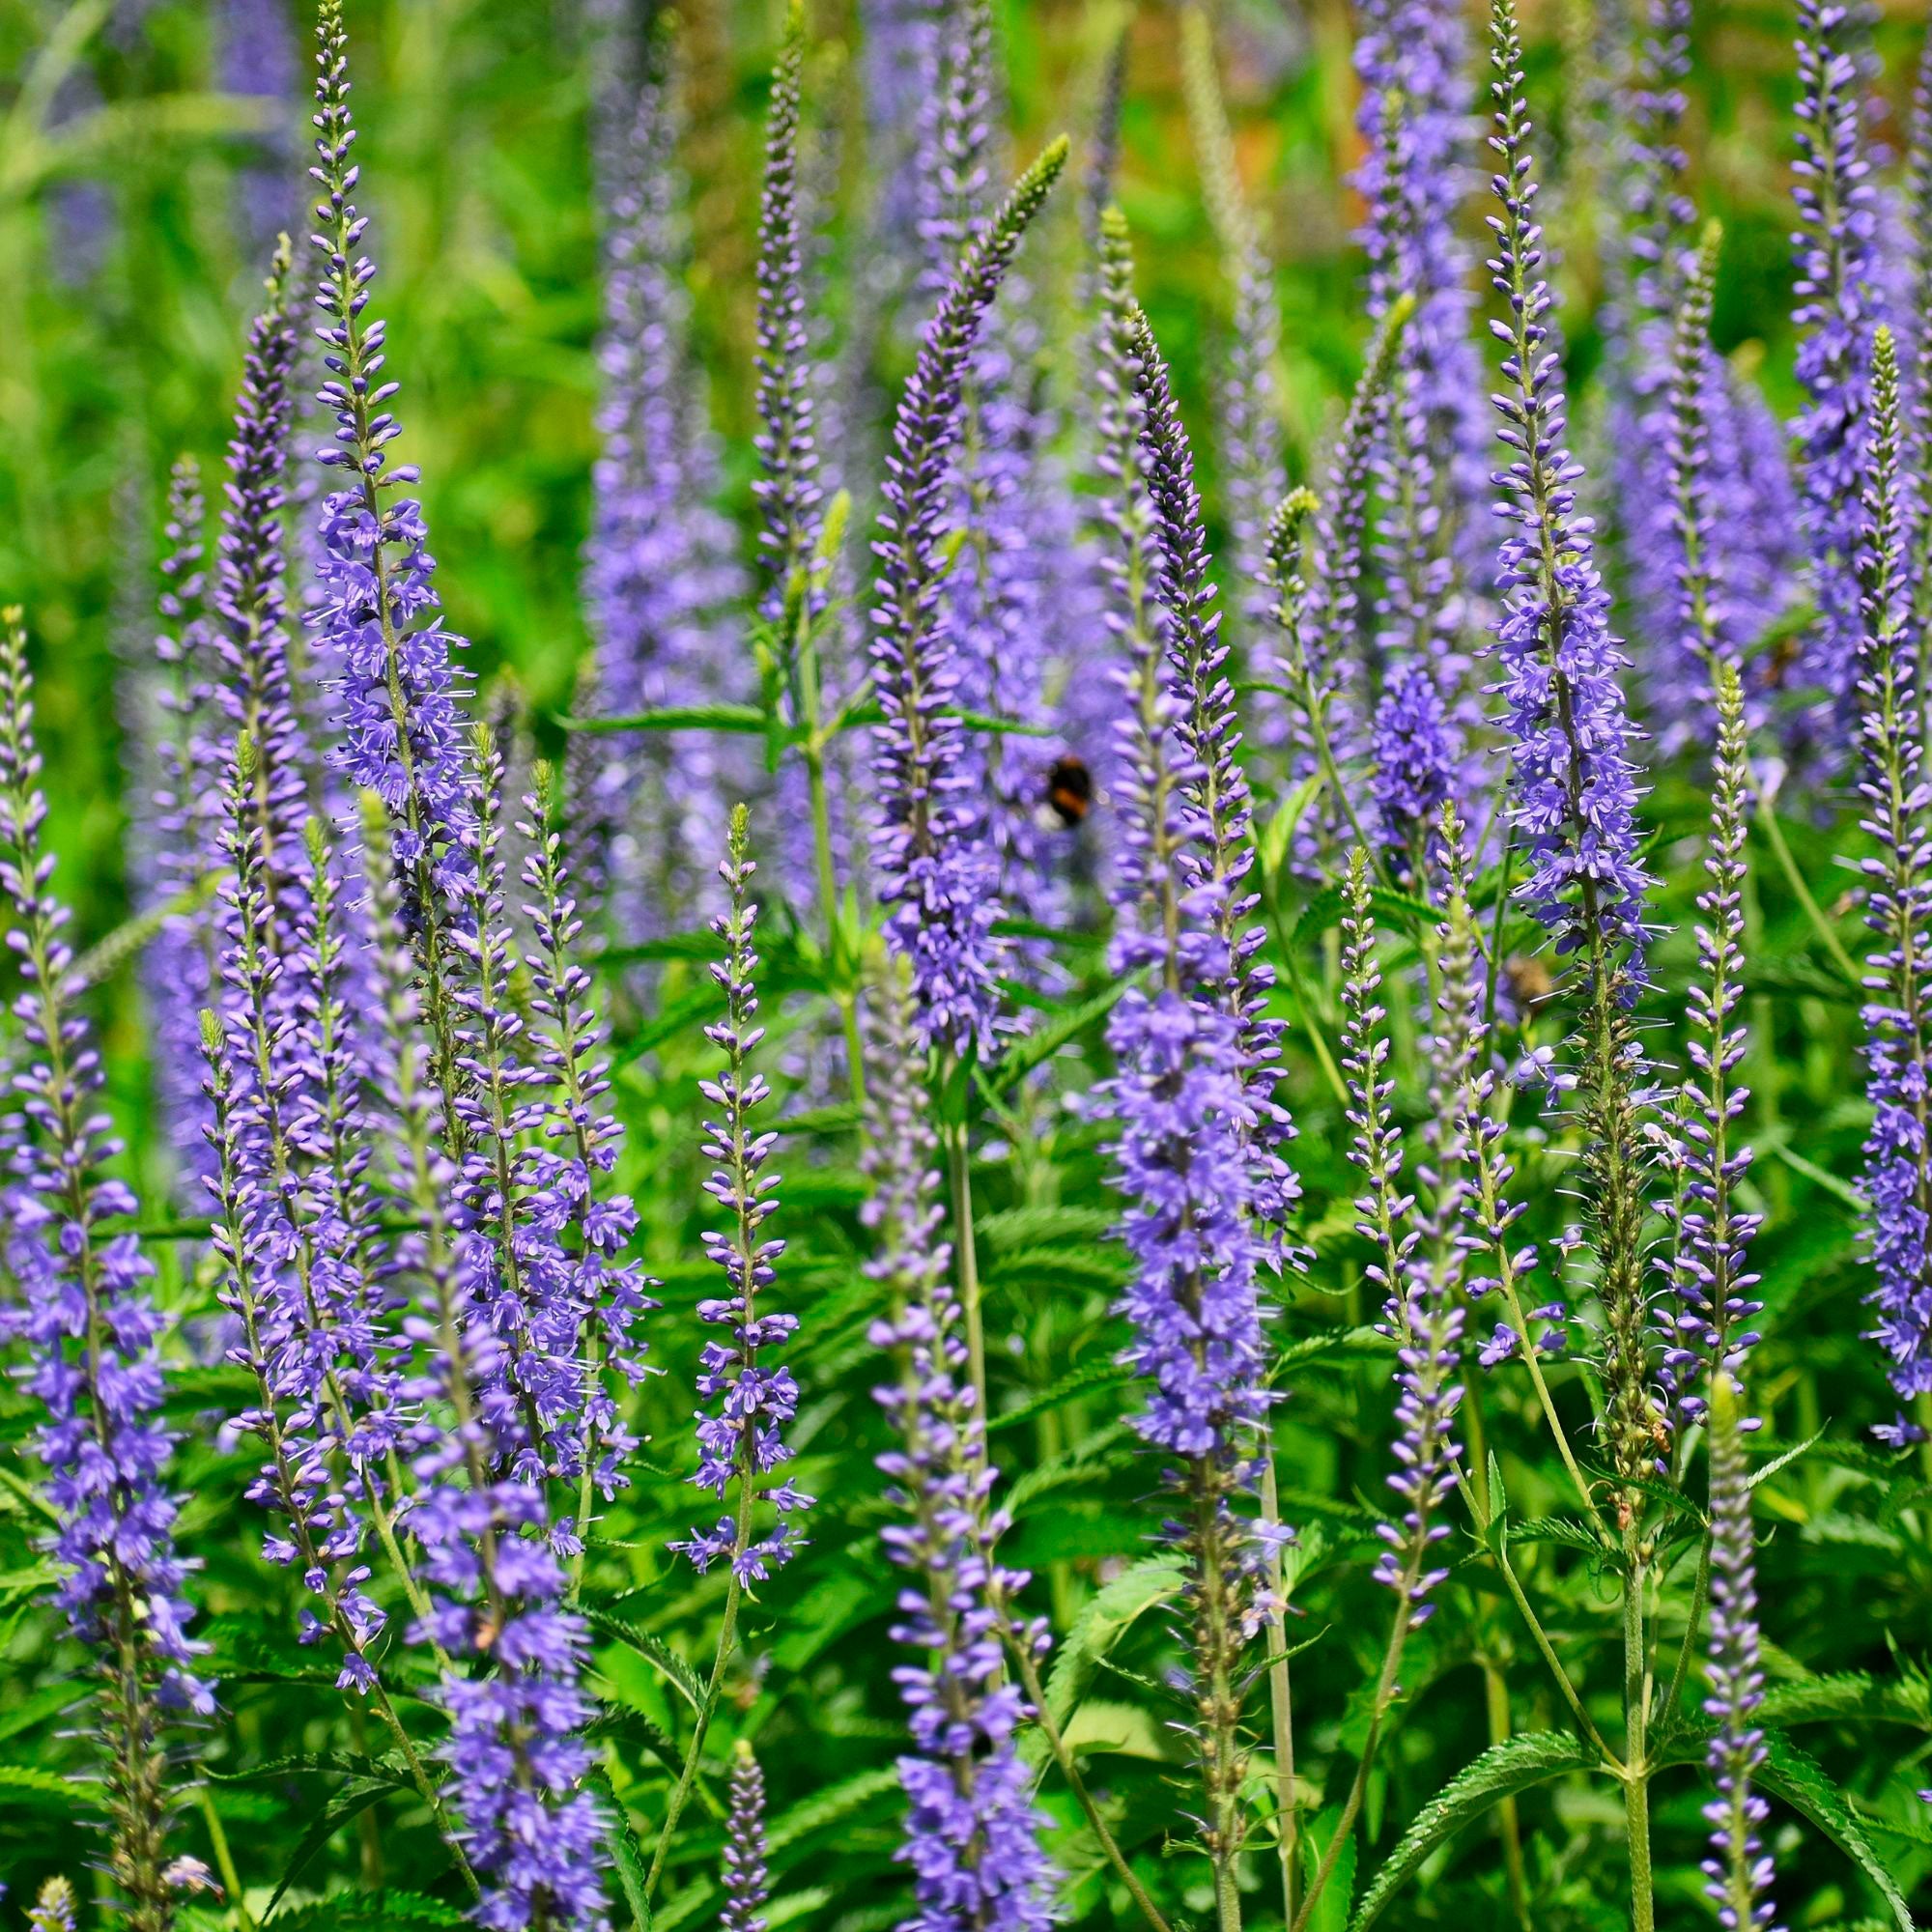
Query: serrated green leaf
[[1350, 1731, 1602, 1929], [989, 1355, 1133, 1435], [766, 1765, 901, 1853], [593, 1768, 652, 1932], [982, 1242, 1128, 1290], [268, 1781, 400, 1911], [0, 1677, 81, 1745], [207, 1749, 412, 1787], [0, 1762, 99, 1805], [1041, 1555, 1185, 1733], [977, 1205, 1117, 1250], [263, 1887, 469, 1930], [1655, 1726, 1915, 1931], [587, 1606, 705, 1713], [983, 976, 1138, 1094], [1748, 1426, 1827, 1490]]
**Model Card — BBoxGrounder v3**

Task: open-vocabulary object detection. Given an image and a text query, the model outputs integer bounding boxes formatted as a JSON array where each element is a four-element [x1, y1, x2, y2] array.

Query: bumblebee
[[1043, 753, 1094, 828]]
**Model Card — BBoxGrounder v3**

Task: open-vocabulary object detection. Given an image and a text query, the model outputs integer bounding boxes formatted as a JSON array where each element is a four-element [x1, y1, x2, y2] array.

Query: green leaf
[[1261, 771, 1327, 878], [0, 1678, 80, 1746], [1293, 880, 1435, 947], [263, 1888, 469, 1929], [593, 1769, 653, 1932], [595, 930, 727, 967], [558, 702, 771, 734], [1748, 1426, 1828, 1490], [587, 1606, 706, 1713], [1302, 1804, 1359, 1932], [208, 1750, 413, 1788], [1654, 1725, 1915, 1930], [766, 1765, 902, 1853], [619, 986, 728, 1063], [989, 1355, 1133, 1434], [983, 977, 1138, 1094], [0, 1762, 99, 1806], [1040, 1555, 1185, 1733], [772, 1103, 862, 1137], [269, 1780, 400, 1911], [976, 1205, 1117, 1249], [1349, 1731, 1602, 1930]]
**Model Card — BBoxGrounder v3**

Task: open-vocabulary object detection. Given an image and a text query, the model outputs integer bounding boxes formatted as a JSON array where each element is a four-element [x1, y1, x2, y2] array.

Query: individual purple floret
[[867, 137, 1067, 1055], [1657, 663, 1764, 1430], [1485, 0, 1653, 975], [585, 11, 749, 937], [1849, 329, 1932, 1437], [308, 0, 474, 913], [862, 968, 1057, 1932], [219, 0, 300, 262], [1789, 0, 1882, 765], [671, 810, 811, 1581], [0, 611, 213, 1925], [722, 1741, 771, 1932], [1702, 1375, 1779, 1932], [360, 807, 611, 1931]]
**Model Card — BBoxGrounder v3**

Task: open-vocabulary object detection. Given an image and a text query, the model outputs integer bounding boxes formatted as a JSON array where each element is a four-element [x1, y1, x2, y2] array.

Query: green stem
[[1621, 1532, 1655, 1932], [998, 1621, 1174, 1932], [1260, 1447, 1298, 1930], [198, 1787, 252, 1932], [1754, 791, 1860, 985], [946, 1119, 989, 1425]]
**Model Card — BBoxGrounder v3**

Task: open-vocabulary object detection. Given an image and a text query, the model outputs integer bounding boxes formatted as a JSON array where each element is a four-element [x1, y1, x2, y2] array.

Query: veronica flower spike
[[0, 611, 213, 1929], [672, 808, 811, 1584], [309, 0, 474, 922], [861, 967, 1057, 1932], [1702, 1375, 1779, 1932], [360, 806, 610, 1931], [1850, 327, 1932, 1438], [868, 134, 1067, 1056]]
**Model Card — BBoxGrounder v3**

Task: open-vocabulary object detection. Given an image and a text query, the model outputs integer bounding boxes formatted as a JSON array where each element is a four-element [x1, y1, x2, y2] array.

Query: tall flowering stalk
[[1130, 310, 1295, 1237], [584, 11, 748, 933], [1486, 6, 1664, 1917], [141, 461, 222, 1183], [1102, 298, 1296, 1930], [310, 1, 473, 906], [0, 611, 212, 1930], [520, 766, 656, 1560], [1293, 859, 1466, 1932], [1907, 32, 1932, 657], [360, 807, 610, 1930], [1850, 328, 1932, 1437], [862, 967, 1057, 1932], [1659, 663, 1765, 1429], [1701, 1375, 1777, 1932], [867, 135, 1067, 1055], [1790, 0, 1881, 760], [672, 809, 810, 1582], [1352, 0, 1490, 840], [211, 235, 308, 912]]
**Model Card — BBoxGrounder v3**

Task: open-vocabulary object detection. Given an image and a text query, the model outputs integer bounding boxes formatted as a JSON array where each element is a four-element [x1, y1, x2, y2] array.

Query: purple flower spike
[[585, 13, 749, 937], [1656, 663, 1764, 1431], [308, 0, 474, 916], [862, 969, 1058, 1932], [867, 137, 1067, 1055], [1341, 855, 1465, 1628], [722, 1741, 770, 1932], [220, 0, 300, 262], [1850, 329, 1932, 1427], [1789, 0, 1882, 765], [670, 809, 811, 1580], [1702, 1375, 1780, 1932], [0, 611, 213, 1925], [1485, 0, 1653, 977], [361, 807, 611, 1931]]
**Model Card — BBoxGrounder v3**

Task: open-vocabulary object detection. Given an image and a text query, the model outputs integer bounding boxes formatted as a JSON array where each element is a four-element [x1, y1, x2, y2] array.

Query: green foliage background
[[0, 1, 1930, 1928]]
